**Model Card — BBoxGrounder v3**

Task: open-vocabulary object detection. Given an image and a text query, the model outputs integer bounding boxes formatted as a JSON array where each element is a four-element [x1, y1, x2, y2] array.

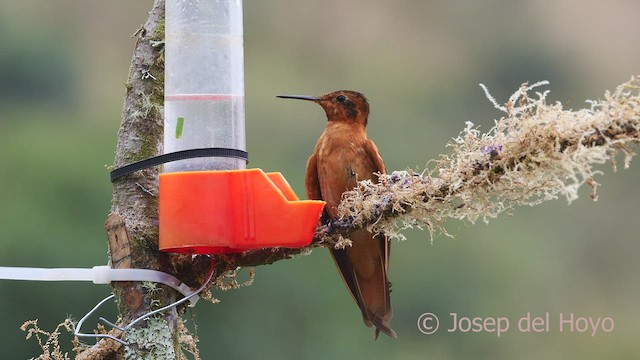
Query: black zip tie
[[110, 148, 249, 182]]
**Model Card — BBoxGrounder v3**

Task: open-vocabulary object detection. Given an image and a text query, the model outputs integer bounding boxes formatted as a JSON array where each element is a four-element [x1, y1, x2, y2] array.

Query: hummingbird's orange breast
[[314, 122, 376, 218]]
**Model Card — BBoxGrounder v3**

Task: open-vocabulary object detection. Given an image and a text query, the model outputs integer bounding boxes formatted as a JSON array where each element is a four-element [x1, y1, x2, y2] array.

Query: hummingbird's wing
[[305, 153, 322, 200], [329, 139, 396, 339], [365, 139, 386, 175], [364, 139, 390, 276]]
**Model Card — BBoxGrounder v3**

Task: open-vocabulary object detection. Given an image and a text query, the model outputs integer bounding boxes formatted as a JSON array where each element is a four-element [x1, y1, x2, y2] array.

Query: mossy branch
[[329, 76, 640, 242], [228, 76, 640, 266]]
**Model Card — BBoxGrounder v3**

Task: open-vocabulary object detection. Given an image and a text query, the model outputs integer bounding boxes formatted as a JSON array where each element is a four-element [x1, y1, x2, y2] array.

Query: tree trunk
[[97, 0, 299, 357]]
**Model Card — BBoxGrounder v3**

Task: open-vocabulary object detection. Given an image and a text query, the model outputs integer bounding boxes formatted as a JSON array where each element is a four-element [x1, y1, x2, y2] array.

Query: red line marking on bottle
[[165, 94, 243, 101]]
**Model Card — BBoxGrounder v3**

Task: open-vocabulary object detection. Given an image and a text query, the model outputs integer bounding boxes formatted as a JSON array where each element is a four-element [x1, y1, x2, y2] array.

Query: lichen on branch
[[321, 76, 640, 243]]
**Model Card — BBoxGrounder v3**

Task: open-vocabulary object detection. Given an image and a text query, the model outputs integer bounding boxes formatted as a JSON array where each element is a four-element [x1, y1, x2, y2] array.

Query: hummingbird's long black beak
[[276, 95, 320, 101]]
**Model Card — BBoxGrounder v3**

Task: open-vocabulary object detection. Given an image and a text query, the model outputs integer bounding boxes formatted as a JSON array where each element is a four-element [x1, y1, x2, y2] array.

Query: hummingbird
[[277, 90, 396, 339]]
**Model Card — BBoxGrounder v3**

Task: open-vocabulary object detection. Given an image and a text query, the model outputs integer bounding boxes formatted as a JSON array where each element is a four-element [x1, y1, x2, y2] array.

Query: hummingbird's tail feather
[[359, 277, 396, 340], [371, 313, 398, 340], [329, 230, 396, 339]]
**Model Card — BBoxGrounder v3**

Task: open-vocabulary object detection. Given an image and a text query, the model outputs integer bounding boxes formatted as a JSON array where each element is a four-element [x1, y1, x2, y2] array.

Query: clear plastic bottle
[[164, 0, 246, 172]]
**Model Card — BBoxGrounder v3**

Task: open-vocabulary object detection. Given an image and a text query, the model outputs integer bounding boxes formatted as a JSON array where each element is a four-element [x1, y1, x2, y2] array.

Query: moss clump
[[123, 317, 175, 359]]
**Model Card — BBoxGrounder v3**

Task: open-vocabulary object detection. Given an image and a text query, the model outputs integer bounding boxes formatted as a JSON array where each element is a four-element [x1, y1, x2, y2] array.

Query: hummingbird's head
[[278, 90, 370, 126]]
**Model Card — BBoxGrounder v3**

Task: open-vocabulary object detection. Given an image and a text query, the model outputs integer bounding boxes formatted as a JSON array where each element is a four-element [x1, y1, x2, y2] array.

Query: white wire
[[73, 257, 216, 346], [1, 261, 216, 346]]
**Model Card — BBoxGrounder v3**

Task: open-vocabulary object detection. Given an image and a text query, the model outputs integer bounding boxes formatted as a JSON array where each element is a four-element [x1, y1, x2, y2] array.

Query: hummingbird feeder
[[158, 0, 325, 254], [0, 0, 326, 346]]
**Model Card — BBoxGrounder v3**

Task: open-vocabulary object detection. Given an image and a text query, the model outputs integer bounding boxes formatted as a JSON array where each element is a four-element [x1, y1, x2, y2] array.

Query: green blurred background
[[1, 1, 639, 358]]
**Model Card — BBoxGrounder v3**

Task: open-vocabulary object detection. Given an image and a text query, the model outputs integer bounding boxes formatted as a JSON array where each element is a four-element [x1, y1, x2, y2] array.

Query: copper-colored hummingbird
[[278, 90, 396, 339]]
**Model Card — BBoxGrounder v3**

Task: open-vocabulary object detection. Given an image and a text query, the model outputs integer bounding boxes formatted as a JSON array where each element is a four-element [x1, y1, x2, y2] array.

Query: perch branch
[[225, 76, 640, 267]]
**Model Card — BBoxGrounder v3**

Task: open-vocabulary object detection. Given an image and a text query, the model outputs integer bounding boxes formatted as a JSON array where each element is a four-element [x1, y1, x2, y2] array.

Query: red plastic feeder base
[[159, 169, 325, 254]]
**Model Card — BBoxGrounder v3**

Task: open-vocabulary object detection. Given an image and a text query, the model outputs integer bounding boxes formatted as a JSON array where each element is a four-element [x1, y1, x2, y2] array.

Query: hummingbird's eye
[[336, 95, 347, 103]]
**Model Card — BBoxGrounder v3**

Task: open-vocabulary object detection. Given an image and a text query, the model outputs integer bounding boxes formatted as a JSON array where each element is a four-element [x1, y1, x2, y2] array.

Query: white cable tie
[[94, 266, 199, 306], [0, 266, 199, 306], [0, 267, 95, 282], [91, 265, 112, 284]]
